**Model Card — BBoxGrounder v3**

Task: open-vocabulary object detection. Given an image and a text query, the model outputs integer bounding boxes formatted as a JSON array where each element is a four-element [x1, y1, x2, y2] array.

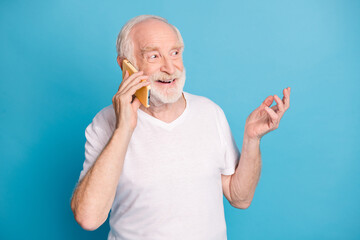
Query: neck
[[139, 93, 186, 123]]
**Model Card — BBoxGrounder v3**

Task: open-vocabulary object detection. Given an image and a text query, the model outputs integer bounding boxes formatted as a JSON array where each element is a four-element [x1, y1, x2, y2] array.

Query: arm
[[222, 87, 291, 209], [223, 137, 261, 209], [71, 127, 132, 230], [70, 70, 150, 230]]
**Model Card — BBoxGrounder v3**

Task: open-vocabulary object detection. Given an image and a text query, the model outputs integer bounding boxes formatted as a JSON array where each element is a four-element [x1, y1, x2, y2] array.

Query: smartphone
[[122, 59, 151, 108]]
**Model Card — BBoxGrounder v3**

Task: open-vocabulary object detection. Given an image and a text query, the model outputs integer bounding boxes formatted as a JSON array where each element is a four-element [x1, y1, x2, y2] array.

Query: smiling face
[[130, 19, 185, 104]]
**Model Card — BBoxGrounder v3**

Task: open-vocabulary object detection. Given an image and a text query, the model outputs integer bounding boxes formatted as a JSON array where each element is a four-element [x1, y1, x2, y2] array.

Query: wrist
[[241, 134, 261, 159], [243, 134, 261, 145], [113, 124, 134, 139]]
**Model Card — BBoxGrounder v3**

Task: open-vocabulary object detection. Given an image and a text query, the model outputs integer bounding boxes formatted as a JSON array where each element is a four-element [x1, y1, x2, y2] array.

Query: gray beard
[[149, 68, 186, 106]]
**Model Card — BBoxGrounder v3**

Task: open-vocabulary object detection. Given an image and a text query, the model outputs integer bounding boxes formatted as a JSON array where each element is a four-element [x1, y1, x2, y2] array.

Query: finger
[[271, 104, 278, 112], [112, 91, 132, 108], [264, 106, 279, 123], [259, 95, 274, 109], [119, 71, 145, 91], [282, 87, 291, 110], [123, 70, 143, 81], [274, 94, 285, 113], [118, 70, 130, 91], [122, 75, 149, 94], [118, 72, 147, 94], [125, 80, 151, 96]]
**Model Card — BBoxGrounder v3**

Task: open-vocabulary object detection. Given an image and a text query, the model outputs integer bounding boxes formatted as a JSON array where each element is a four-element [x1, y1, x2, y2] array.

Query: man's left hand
[[244, 87, 291, 140]]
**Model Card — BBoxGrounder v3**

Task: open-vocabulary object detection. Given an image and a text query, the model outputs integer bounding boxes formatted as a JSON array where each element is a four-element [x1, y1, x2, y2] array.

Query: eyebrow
[[140, 46, 159, 53], [140, 43, 184, 54]]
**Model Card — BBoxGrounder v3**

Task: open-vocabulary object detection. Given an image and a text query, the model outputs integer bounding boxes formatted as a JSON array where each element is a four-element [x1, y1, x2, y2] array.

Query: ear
[[117, 56, 125, 70]]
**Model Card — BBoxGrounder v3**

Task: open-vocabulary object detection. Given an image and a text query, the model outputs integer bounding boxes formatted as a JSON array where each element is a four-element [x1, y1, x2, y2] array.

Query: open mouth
[[156, 79, 176, 84]]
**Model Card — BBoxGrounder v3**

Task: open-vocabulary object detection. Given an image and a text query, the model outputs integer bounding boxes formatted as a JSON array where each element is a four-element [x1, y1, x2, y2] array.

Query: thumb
[[132, 97, 142, 110]]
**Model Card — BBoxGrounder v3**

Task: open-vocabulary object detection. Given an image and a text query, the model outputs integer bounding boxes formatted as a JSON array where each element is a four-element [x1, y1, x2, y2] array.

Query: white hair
[[116, 15, 184, 67]]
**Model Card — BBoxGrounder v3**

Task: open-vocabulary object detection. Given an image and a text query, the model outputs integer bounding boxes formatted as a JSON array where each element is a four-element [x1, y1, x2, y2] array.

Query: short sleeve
[[78, 106, 115, 182], [215, 106, 240, 175]]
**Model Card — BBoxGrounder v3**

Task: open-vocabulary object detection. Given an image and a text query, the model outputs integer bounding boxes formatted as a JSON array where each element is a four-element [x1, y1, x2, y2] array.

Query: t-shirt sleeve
[[215, 105, 240, 175], [78, 109, 114, 182]]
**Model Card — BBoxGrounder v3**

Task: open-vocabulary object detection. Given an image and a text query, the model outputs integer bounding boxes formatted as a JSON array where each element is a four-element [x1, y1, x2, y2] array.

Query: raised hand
[[112, 70, 150, 132], [244, 87, 291, 140]]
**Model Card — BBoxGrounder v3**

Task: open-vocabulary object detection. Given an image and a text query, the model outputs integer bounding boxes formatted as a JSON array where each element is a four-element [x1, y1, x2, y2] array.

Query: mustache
[[148, 69, 183, 82]]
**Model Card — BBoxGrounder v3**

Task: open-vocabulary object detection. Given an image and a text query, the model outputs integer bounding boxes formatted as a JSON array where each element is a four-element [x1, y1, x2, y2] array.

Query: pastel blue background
[[1, 0, 359, 239]]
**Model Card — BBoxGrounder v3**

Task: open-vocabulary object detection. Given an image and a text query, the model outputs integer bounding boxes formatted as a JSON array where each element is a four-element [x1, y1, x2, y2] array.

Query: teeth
[[159, 79, 173, 83]]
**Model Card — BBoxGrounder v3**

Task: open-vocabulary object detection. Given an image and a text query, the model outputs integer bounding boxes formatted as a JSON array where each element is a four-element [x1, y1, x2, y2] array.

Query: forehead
[[130, 19, 181, 51]]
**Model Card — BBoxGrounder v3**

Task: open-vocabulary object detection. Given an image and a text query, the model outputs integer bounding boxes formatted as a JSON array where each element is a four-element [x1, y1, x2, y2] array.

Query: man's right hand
[[112, 70, 150, 131]]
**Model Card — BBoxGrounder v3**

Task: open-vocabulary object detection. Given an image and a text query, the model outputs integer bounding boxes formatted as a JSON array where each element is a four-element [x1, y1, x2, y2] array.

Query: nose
[[160, 57, 175, 75]]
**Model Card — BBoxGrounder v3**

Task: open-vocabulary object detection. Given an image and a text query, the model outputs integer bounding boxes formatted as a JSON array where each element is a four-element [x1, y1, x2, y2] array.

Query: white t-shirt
[[79, 92, 240, 240]]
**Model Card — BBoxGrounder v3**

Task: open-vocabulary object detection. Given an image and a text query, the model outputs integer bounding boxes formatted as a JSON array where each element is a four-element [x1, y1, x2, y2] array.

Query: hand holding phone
[[122, 59, 151, 108]]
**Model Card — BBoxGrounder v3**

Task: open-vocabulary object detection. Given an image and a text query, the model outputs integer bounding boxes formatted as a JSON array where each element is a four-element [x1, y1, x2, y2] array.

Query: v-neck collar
[[137, 92, 189, 130]]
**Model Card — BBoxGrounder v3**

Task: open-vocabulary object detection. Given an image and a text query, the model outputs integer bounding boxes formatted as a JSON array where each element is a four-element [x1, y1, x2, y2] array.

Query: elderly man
[[71, 15, 291, 240]]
